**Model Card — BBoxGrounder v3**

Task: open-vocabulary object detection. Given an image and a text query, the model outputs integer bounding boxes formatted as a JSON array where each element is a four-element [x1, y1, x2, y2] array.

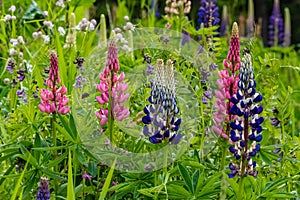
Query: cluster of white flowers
[[56, 0, 65, 8], [77, 18, 97, 32], [43, 20, 54, 29], [9, 36, 25, 56], [32, 31, 50, 44], [165, 0, 191, 17], [3, 5, 17, 22]]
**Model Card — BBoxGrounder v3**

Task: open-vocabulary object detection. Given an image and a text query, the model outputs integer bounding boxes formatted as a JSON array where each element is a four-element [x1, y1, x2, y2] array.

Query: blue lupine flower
[[197, 0, 220, 29], [36, 177, 50, 200], [268, 0, 284, 46], [142, 59, 182, 144], [228, 51, 263, 178]]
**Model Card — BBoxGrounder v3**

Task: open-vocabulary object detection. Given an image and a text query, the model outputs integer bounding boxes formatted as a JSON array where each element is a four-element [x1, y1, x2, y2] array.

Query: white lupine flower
[[58, 27, 66, 36]]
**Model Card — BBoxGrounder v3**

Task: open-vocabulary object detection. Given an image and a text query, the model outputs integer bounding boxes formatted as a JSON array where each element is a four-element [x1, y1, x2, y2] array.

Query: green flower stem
[[108, 71, 114, 143], [237, 176, 245, 199]]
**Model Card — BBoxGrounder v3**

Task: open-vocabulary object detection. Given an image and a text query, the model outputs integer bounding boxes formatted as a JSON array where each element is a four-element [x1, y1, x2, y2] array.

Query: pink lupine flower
[[95, 32, 130, 125], [39, 51, 70, 114], [213, 22, 240, 139], [82, 172, 92, 180]]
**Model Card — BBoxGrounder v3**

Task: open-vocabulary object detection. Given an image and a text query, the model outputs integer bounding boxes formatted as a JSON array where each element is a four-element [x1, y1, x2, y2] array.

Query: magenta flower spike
[[212, 22, 240, 139], [39, 51, 70, 114], [95, 32, 130, 126]]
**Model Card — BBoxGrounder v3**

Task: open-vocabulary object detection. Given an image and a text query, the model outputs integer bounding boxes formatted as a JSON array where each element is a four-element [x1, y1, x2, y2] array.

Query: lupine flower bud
[[142, 59, 182, 144], [220, 5, 228, 36], [36, 177, 50, 200], [228, 52, 263, 178]]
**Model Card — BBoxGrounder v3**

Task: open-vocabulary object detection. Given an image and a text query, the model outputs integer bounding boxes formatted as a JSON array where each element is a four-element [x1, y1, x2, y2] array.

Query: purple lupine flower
[[142, 59, 182, 144], [16, 89, 25, 98], [181, 30, 190, 48], [73, 74, 86, 88], [6, 58, 15, 74], [17, 69, 25, 82], [268, 0, 284, 47], [33, 86, 39, 99], [197, 0, 220, 29], [36, 177, 50, 200], [228, 51, 264, 178], [146, 64, 154, 75]]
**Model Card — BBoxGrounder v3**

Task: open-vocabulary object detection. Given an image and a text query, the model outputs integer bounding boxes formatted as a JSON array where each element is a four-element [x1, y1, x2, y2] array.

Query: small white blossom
[[11, 16, 16, 20], [32, 32, 39, 39], [56, 0, 65, 8], [17, 36, 24, 44], [123, 22, 135, 31], [43, 11, 49, 17], [4, 15, 11, 22], [124, 16, 129, 21], [91, 19, 97, 26], [115, 33, 123, 42], [58, 27, 66, 36], [10, 39, 18, 46], [8, 5, 16, 12], [4, 78, 10, 85], [19, 52, 23, 57], [114, 27, 122, 33], [9, 48, 16, 56], [121, 44, 130, 51], [42, 35, 50, 44], [43, 20, 54, 29]]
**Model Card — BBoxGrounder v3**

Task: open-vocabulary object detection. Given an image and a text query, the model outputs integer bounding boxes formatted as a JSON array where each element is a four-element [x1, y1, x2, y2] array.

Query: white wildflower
[[8, 5, 16, 12], [58, 26, 66, 36]]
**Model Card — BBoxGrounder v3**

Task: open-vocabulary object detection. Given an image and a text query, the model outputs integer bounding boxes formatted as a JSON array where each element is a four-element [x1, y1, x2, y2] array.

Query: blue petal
[[164, 130, 170, 138], [143, 126, 150, 136], [229, 146, 236, 153], [174, 118, 181, 126], [142, 115, 152, 124], [255, 134, 262, 142], [149, 135, 161, 144], [229, 163, 235, 170], [170, 133, 182, 144]]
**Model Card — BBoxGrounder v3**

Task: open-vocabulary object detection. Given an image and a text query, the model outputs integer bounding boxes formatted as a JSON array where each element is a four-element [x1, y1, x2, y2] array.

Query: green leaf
[[67, 150, 75, 200], [261, 192, 296, 198], [178, 163, 194, 194], [262, 177, 290, 193], [99, 158, 117, 200], [192, 170, 200, 193], [47, 151, 68, 168], [10, 156, 30, 200], [166, 183, 193, 199]]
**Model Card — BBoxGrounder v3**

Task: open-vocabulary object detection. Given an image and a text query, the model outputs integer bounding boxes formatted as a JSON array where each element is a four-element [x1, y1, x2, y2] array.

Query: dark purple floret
[[6, 58, 16, 74], [73, 57, 85, 70], [17, 69, 25, 82]]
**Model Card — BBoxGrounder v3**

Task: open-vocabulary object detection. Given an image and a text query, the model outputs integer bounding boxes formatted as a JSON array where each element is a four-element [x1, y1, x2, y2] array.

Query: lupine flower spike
[[36, 177, 50, 200], [142, 59, 182, 144], [228, 51, 264, 178], [212, 22, 240, 139], [197, 0, 220, 29], [268, 0, 284, 47], [39, 51, 70, 114], [95, 31, 130, 125]]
